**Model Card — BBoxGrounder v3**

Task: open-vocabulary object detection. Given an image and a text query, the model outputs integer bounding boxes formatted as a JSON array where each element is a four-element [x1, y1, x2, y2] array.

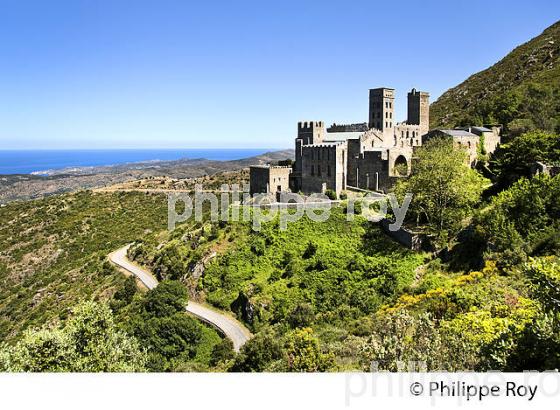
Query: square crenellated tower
[[407, 88, 430, 136], [297, 120, 325, 145]]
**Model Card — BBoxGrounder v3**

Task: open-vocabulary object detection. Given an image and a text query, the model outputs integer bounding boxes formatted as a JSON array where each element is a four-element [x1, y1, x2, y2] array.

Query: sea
[[0, 149, 274, 175]]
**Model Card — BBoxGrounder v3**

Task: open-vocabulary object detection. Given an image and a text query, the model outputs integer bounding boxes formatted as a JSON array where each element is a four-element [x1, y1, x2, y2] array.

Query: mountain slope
[[430, 20, 560, 134]]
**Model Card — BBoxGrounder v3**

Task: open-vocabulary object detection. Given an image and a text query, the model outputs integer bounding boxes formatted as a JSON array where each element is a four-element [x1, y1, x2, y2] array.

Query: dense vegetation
[[113, 279, 225, 371], [489, 130, 560, 188], [430, 20, 560, 136], [349, 133, 560, 371], [394, 137, 488, 246], [0, 191, 169, 340], [129, 207, 425, 370], [0, 301, 146, 372]]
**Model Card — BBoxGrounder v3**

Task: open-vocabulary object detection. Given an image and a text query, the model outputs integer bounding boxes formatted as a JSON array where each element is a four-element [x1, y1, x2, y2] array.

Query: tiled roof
[[323, 131, 364, 142], [439, 129, 478, 137], [471, 126, 492, 132]]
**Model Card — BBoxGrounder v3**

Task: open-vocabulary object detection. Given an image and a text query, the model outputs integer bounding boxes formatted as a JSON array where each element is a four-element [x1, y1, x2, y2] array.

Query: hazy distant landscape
[[0, 149, 293, 203]]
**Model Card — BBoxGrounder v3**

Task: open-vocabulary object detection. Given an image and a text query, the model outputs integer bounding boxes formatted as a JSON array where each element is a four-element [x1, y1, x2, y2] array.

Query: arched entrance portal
[[393, 155, 408, 176]]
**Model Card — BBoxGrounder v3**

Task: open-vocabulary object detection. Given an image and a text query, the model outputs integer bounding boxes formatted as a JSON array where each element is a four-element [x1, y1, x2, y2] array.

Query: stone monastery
[[250, 87, 501, 196]]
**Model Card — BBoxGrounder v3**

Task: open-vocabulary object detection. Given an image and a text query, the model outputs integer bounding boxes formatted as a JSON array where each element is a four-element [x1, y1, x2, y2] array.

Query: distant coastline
[[0, 148, 278, 175]]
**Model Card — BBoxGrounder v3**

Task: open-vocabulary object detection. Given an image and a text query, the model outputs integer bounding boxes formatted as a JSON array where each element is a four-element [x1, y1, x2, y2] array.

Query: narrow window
[[327, 165, 331, 177], [311, 165, 314, 176]]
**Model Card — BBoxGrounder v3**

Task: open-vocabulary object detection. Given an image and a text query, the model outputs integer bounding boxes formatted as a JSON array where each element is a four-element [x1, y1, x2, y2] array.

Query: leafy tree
[[394, 137, 487, 246], [112, 276, 138, 310], [0, 302, 146, 372], [143, 280, 188, 317], [139, 313, 202, 370], [210, 338, 235, 366], [231, 329, 283, 372], [284, 328, 335, 372], [490, 130, 560, 188]]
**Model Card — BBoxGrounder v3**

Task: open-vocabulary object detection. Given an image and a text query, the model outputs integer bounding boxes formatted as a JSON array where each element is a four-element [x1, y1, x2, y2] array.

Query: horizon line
[[0, 147, 292, 151]]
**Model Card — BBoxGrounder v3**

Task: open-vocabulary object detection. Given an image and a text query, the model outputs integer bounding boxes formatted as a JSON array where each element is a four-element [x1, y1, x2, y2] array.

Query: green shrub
[[324, 189, 337, 200], [144, 280, 188, 317]]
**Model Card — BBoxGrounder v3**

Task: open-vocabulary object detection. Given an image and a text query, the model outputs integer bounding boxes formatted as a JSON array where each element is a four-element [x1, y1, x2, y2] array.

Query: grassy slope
[[0, 191, 170, 340], [130, 207, 426, 368], [430, 20, 560, 128]]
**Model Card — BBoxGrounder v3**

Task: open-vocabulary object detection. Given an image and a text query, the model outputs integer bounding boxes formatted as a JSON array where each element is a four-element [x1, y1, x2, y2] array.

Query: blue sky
[[0, 0, 558, 149]]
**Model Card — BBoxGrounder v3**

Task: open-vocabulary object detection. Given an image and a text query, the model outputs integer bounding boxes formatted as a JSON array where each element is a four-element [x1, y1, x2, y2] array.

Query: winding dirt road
[[108, 244, 252, 352]]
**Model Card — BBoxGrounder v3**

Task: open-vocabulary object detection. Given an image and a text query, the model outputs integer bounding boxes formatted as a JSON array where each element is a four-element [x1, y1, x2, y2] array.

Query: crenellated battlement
[[298, 121, 324, 130]]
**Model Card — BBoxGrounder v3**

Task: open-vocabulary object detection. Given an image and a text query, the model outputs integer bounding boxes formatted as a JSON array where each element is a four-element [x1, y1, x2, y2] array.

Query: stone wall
[[345, 140, 411, 192], [346, 141, 392, 192], [379, 218, 433, 251], [424, 130, 480, 166], [300, 143, 346, 195], [394, 123, 423, 148], [249, 165, 292, 195]]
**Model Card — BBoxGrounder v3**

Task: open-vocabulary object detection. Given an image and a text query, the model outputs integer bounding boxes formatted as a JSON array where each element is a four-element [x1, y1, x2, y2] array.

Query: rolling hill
[[430, 20, 560, 135]]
